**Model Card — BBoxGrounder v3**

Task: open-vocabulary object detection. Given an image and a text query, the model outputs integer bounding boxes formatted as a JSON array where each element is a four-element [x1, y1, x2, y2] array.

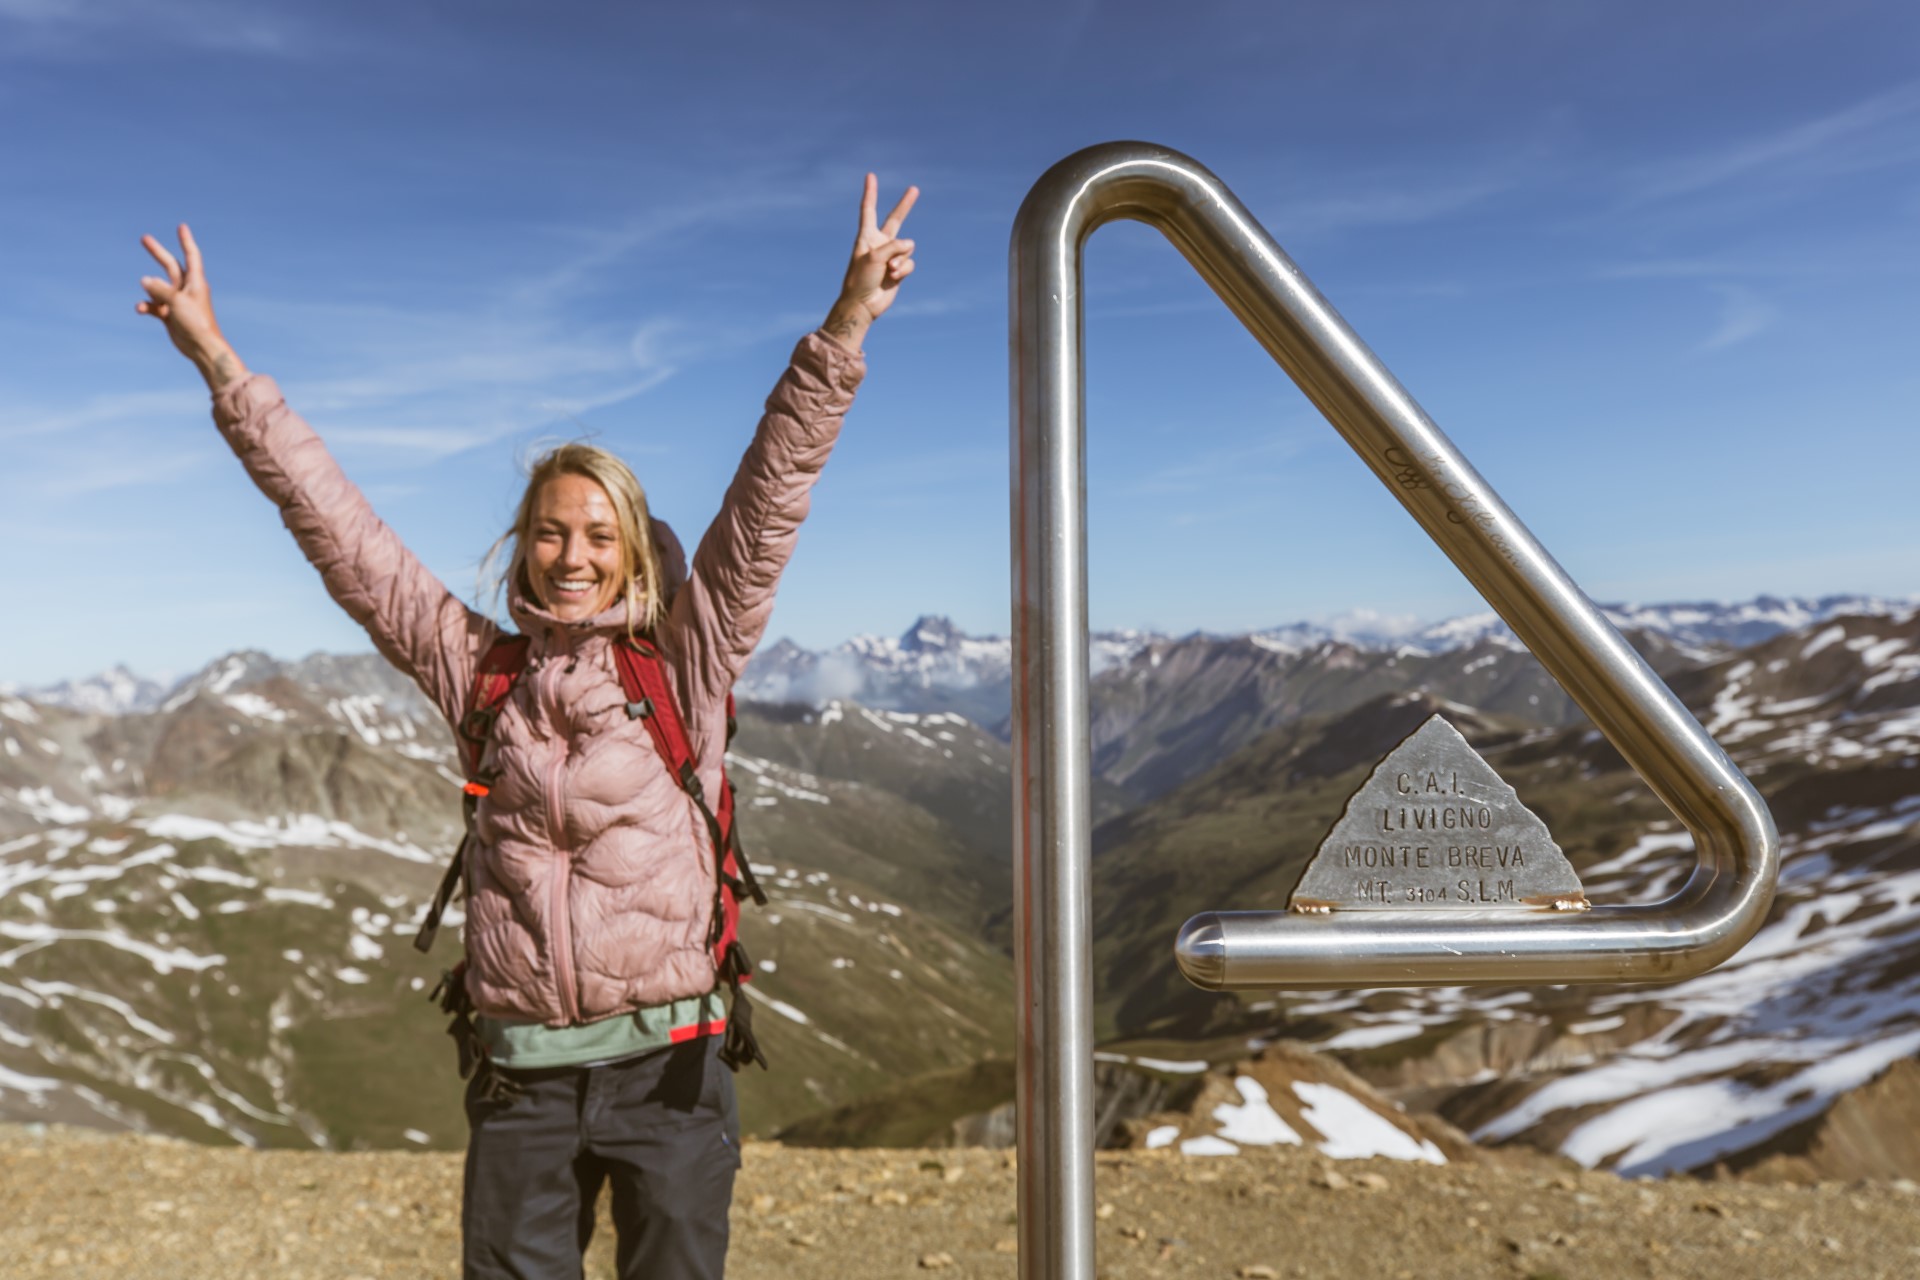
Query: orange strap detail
[[669, 1018, 726, 1045]]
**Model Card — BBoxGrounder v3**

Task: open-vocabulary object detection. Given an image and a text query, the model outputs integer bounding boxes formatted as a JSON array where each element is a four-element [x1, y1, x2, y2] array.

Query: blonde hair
[[482, 442, 668, 635]]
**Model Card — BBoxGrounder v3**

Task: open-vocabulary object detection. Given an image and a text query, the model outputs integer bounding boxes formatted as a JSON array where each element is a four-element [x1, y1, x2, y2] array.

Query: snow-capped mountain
[[16, 666, 170, 716], [737, 596, 1915, 717], [27, 595, 1912, 727], [1240, 594, 1918, 661], [738, 614, 1159, 727]]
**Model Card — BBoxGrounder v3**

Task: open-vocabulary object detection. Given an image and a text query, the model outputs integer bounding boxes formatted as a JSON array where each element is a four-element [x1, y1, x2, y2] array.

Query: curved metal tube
[[1009, 142, 1778, 1280]]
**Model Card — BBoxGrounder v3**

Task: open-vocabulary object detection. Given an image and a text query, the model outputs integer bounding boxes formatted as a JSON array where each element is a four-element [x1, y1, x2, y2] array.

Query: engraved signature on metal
[[1288, 715, 1589, 914], [1009, 141, 1779, 1280]]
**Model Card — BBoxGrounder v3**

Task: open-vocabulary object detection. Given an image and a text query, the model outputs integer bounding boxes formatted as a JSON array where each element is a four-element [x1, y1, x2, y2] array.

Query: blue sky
[[4, 0, 1918, 686]]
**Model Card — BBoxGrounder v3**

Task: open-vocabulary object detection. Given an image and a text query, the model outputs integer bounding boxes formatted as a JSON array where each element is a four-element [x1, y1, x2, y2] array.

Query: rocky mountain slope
[[0, 661, 1014, 1146], [1079, 606, 1920, 1180]]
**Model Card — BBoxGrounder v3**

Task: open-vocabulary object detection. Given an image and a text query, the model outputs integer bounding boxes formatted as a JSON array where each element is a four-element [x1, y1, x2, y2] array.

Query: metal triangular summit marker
[[1008, 142, 1780, 1280], [1288, 715, 1588, 914]]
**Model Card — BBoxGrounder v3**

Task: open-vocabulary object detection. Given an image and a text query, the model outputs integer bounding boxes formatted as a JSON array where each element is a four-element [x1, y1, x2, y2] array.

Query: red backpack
[[416, 632, 769, 1076]]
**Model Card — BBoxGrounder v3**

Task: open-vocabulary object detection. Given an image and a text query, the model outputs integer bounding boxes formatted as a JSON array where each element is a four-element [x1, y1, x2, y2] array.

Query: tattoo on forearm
[[824, 312, 862, 343], [208, 351, 239, 390]]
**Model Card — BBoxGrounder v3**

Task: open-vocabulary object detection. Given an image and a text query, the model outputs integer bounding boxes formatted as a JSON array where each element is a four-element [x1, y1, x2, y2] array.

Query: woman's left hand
[[822, 174, 918, 352]]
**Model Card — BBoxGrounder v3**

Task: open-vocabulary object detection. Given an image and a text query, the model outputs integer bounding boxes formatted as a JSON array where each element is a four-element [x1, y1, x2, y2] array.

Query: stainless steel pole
[[1008, 142, 1778, 1280], [1009, 147, 1098, 1280]]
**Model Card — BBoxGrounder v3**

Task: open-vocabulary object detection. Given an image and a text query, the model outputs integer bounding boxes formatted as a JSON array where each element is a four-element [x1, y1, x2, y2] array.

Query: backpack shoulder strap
[[611, 634, 698, 793], [614, 634, 770, 1071], [457, 634, 532, 780], [416, 633, 529, 956]]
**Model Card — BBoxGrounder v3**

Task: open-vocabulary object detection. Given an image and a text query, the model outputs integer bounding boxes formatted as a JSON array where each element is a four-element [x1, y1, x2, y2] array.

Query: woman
[[136, 176, 918, 1280]]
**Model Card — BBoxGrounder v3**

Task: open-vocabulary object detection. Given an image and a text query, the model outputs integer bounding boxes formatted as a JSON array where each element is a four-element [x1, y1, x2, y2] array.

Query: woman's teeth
[[552, 579, 595, 595]]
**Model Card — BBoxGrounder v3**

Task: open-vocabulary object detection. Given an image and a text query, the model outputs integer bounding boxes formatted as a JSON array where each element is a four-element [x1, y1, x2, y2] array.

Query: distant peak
[[900, 615, 963, 652]]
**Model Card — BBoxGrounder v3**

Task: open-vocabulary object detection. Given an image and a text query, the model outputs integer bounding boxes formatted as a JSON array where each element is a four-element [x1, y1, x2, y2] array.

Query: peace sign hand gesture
[[822, 174, 919, 353], [135, 223, 248, 392]]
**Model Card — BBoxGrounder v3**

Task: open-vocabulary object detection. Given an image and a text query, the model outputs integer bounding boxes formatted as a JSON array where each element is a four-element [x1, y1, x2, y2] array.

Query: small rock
[[1821, 1238, 1843, 1254], [870, 1188, 910, 1207], [1095, 1201, 1115, 1219], [1693, 1199, 1727, 1217], [1353, 1172, 1389, 1192], [751, 1193, 777, 1215], [993, 1239, 1019, 1255], [942, 1165, 966, 1184], [918, 1251, 955, 1270], [1311, 1168, 1349, 1191], [1894, 1178, 1920, 1196], [1119, 1226, 1147, 1241], [1238, 1266, 1279, 1279], [789, 1234, 819, 1248]]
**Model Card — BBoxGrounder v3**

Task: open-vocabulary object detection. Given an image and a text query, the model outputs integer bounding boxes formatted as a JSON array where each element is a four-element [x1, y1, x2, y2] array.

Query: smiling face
[[525, 472, 625, 622]]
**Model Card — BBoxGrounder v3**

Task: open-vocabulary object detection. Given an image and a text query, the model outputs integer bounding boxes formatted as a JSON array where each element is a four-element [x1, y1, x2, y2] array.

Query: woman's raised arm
[[667, 177, 918, 753], [135, 226, 493, 723]]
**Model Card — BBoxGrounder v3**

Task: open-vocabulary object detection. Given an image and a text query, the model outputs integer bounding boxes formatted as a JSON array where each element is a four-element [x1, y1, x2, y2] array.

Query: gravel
[[5, 1124, 1920, 1278]]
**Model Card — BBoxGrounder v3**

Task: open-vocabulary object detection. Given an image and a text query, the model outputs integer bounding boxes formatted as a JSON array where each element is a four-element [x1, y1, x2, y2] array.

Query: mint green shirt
[[477, 990, 727, 1070]]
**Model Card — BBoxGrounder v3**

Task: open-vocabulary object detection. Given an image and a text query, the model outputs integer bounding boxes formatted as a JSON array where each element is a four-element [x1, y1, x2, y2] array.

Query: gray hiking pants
[[462, 1035, 741, 1280]]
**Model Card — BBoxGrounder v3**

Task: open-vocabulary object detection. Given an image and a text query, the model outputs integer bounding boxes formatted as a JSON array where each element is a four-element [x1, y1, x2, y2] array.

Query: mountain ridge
[[22, 593, 1913, 718]]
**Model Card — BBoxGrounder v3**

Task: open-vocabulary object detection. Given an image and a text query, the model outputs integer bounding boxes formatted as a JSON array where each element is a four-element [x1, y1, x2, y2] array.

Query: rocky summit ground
[[5, 1125, 1920, 1279]]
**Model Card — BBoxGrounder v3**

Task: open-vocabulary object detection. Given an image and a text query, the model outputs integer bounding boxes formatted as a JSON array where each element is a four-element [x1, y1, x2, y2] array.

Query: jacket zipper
[[540, 641, 581, 1027]]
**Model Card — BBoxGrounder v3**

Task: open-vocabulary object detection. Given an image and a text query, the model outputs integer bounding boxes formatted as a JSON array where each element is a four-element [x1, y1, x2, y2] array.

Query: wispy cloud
[[1599, 258, 1765, 282], [208, 292, 693, 459], [35, 448, 210, 497], [1115, 431, 1315, 499], [830, 447, 1003, 498], [1625, 81, 1920, 207], [0, 0, 311, 57], [883, 292, 985, 321], [0, 388, 206, 441], [1696, 285, 1780, 353], [509, 174, 848, 313], [1267, 173, 1515, 237]]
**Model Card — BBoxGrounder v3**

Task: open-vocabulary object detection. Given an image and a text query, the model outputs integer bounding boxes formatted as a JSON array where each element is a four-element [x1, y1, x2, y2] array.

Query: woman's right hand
[[136, 224, 248, 392]]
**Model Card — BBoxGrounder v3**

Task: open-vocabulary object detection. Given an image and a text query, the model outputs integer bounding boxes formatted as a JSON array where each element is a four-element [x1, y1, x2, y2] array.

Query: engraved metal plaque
[[1289, 714, 1588, 913]]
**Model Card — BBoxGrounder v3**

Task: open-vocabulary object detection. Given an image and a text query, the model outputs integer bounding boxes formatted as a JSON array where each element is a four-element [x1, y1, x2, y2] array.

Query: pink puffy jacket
[[213, 333, 864, 1026]]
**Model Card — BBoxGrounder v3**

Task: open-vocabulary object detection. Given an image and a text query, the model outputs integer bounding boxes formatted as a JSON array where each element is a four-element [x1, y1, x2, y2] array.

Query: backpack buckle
[[625, 697, 654, 721]]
